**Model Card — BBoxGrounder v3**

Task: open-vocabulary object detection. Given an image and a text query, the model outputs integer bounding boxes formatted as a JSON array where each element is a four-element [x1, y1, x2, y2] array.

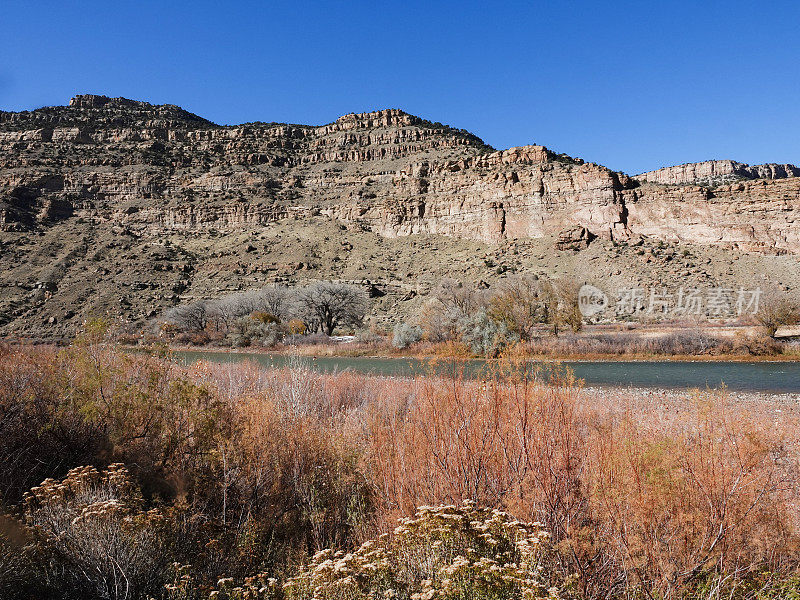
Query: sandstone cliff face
[[636, 159, 800, 186], [1, 94, 799, 255], [627, 178, 800, 254], [328, 152, 631, 244]]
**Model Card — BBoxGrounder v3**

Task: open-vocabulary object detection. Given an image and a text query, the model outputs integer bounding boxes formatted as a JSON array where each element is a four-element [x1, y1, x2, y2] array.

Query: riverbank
[[583, 384, 800, 417], [154, 320, 800, 361]]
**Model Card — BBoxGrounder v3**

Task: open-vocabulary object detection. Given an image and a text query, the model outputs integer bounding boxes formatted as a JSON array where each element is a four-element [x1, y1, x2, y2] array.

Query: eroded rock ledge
[[1, 94, 799, 254], [636, 160, 800, 187]]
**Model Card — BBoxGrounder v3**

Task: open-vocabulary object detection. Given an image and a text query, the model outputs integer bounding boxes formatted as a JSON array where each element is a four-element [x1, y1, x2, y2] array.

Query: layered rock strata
[[1, 94, 798, 255], [637, 160, 800, 186]]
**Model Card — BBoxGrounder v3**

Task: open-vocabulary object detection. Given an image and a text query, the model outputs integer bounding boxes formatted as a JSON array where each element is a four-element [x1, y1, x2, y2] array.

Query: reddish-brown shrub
[[2, 338, 799, 599], [364, 357, 800, 599], [584, 393, 798, 597]]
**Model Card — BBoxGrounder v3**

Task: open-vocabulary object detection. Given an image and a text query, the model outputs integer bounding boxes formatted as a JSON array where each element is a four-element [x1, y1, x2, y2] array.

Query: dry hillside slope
[[1, 95, 798, 336]]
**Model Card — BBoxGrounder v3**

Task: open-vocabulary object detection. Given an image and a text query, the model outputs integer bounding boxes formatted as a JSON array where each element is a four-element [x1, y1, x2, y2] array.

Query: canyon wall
[[2, 95, 799, 254], [637, 160, 800, 186]]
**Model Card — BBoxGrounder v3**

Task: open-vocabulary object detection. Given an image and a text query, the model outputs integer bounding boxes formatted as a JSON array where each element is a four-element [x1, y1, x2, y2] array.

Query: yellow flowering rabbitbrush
[[282, 501, 567, 600]]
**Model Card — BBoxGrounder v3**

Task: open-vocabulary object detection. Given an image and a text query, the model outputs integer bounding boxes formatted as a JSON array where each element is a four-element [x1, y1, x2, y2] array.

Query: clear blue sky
[[2, 0, 798, 174]]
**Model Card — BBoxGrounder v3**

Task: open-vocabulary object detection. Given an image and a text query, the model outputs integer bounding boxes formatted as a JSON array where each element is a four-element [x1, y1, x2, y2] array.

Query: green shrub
[[392, 323, 423, 349], [458, 310, 519, 357]]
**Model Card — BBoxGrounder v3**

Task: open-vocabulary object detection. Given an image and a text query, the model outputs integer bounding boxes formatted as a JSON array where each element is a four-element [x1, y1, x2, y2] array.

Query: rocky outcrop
[[636, 160, 800, 186], [556, 226, 595, 250], [627, 178, 800, 254], [1, 94, 799, 255]]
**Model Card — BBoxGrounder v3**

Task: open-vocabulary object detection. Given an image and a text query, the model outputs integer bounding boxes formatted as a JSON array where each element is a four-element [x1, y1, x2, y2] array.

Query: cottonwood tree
[[488, 275, 549, 341], [540, 279, 583, 336], [209, 294, 247, 330], [487, 276, 581, 339], [252, 285, 291, 320], [206, 286, 292, 332], [419, 279, 489, 341], [164, 300, 212, 332], [435, 278, 488, 317], [756, 291, 800, 337], [293, 282, 368, 335]]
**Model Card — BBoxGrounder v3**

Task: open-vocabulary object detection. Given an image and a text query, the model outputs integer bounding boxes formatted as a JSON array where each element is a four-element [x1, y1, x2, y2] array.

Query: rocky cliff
[[2, 95, 799, 253], [1, 95, 799, 335], [636, 160, 800, 186]]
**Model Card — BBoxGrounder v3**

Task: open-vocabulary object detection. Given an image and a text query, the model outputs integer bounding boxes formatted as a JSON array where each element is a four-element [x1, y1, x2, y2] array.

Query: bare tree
[[163, 300, 211, 332], [252, 285, 291, 320], [485, 276, 582, 339], [293, 282, 368, 335], [419, 279, 489, 341], [435, 278, 488, 317], [206, 286, 291, 332], [208, 295, 245, 330], [756, 292, 800, 337], [488, 275, 549, 341], [538, 278, 583, 337]]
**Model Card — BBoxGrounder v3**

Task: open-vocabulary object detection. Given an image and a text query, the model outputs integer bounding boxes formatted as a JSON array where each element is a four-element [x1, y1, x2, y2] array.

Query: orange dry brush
[[2, 340, 800, 599], [585, 394, 799, 597], [367, 362, 584, 535], [366, 358, 800, 599]]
